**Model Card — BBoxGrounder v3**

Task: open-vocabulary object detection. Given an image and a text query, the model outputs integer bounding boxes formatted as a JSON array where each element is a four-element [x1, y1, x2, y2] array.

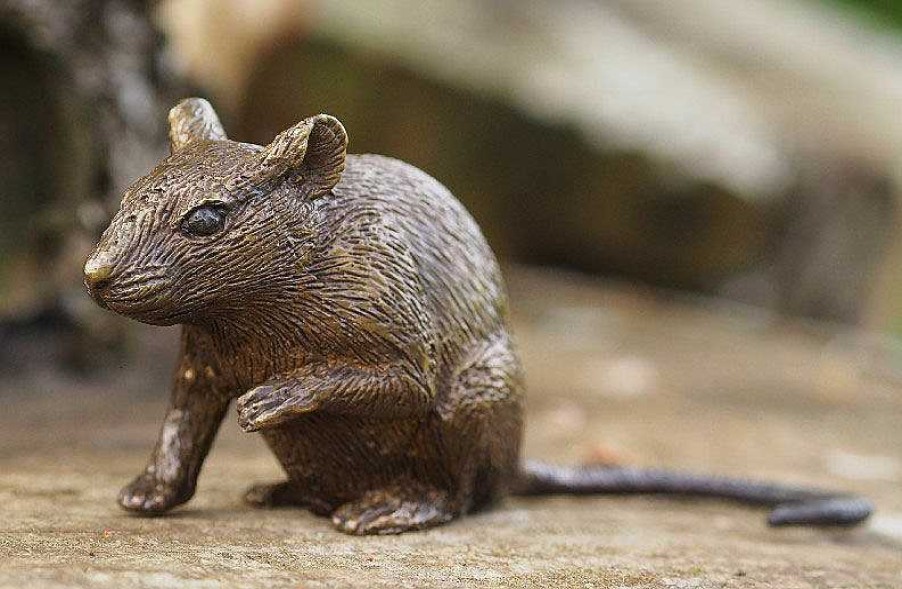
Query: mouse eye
[[182, 204, 227, 237]]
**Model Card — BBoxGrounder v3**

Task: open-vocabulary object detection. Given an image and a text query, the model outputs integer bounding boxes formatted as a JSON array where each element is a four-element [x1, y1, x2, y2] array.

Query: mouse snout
[[83, 255, 115, 292]]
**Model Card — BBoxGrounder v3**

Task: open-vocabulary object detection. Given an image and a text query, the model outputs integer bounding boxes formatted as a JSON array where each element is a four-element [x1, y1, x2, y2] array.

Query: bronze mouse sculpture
[[84, 98, 872, 535]]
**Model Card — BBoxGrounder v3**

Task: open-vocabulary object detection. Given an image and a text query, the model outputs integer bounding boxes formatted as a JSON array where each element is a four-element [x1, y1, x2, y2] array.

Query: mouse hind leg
[[328, 334, 524, 535], [434, 333, 524, 514]]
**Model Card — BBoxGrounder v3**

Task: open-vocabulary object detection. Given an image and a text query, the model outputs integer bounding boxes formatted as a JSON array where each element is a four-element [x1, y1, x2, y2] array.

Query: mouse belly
[[259, 413, 441, 510]]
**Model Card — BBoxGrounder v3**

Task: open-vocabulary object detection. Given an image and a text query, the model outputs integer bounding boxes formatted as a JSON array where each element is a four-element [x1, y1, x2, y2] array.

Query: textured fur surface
[[84, 98, 871, 534], [85, 98, 522, 534]]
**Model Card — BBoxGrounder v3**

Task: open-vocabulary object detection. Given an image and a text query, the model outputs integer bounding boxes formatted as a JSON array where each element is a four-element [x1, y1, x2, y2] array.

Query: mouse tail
[[513, 460, 873, 526]]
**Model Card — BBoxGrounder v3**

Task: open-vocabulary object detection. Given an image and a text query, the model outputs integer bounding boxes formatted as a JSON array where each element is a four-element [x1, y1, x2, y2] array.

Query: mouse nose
[[84, 258, 114, 290]]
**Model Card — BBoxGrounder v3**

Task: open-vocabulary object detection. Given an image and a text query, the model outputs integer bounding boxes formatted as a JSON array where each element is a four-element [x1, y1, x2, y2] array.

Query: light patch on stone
[[663, 578, 703, 589], [826, 451, 901, 482], [870, 514, 902, 541], [548, 402, 589, 430], [579, 355, 659, 397]]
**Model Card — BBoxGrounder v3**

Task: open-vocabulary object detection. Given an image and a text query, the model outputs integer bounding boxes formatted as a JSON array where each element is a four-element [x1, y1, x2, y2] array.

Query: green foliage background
[[833, 0, 902, 29]]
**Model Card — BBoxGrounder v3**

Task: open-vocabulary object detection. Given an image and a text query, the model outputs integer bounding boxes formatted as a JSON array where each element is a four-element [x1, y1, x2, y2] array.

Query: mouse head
[[84, 98, 347, 326]]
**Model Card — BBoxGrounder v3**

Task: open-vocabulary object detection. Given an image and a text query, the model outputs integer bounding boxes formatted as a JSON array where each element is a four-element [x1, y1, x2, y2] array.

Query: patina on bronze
[[83, 98, 872, 534]]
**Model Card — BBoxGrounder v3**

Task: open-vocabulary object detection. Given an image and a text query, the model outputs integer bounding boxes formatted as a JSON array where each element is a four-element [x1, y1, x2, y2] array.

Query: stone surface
[[1, 268, 900, 588]]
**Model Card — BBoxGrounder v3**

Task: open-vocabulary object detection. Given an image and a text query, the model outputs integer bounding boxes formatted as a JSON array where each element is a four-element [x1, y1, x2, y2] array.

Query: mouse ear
[[257, 114, 347, 198], [168, 98, 228, 151]]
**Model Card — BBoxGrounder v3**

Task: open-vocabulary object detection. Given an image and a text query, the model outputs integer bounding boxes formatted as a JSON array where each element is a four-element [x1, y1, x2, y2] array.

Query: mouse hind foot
[[331, 484, 457, 535]]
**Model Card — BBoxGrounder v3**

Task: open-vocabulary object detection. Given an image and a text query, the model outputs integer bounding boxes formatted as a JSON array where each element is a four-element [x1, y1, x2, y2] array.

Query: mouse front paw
[[236, 382, 319, 432], [118, 472, 193, 514]]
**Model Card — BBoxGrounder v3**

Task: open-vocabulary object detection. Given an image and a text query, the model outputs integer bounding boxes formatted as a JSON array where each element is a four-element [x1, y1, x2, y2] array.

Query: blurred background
[[2, 0, 902, 364], [3, 4, 902, 581]]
